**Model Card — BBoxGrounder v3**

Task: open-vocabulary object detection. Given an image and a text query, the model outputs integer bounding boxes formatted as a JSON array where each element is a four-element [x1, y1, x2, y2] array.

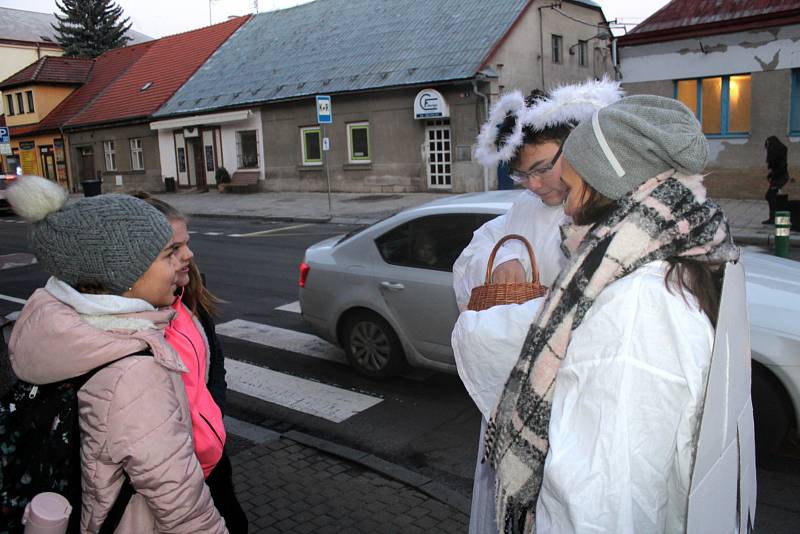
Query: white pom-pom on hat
[[5, 175, 68, 222]]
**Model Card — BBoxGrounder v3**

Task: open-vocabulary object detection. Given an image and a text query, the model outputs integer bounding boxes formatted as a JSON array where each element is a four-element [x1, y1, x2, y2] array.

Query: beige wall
[[259, 84, 486, 193], [3, 84, 75, 126], [67, 123, 163, 192], [0, 42, 62, 115], [622, 70, 800, 200], [487, 1, 613, 99]]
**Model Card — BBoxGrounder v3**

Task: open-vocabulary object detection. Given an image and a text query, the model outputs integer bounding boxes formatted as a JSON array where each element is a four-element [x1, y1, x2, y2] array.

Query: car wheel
[[752, 364, 792, 459], [342, 311, 407, 379]]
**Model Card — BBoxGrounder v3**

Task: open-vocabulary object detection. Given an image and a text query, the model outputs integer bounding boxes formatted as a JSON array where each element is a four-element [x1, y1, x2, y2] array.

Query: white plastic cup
[[22, 492, 72, 534]]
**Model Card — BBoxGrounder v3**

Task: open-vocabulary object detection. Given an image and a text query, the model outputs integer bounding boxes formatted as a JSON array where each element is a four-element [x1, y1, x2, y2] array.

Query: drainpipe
[[612, 37, 620, 80], [538, 6, 546, 88], [59, 126, 74, 191], [472, 78, 490, 192]]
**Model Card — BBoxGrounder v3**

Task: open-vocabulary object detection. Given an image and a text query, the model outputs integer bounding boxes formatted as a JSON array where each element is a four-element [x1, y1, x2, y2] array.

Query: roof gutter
[[472, 76, 490, 192]]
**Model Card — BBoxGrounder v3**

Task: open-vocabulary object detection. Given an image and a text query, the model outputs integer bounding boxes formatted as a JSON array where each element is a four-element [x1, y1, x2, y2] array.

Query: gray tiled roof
[[154, 0, 530, 117], [0, 7, 151, 46]]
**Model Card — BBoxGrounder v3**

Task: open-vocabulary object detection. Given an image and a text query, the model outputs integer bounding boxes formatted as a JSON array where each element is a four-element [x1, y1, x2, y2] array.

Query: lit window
[[301, 127, 322, 166], [26, 91, 34, 113], [789, 69, 800, 134], [5, 94, 14, 116], [578, 40, 588, 67], [236, 130, 259, 168], [347, 122, 370, 164], [675, 74, 751, 135], [103, 140, 116, 170], [552, 35, 562, 64], [16, 93, 24, 114], [130, 138, 144, 170]]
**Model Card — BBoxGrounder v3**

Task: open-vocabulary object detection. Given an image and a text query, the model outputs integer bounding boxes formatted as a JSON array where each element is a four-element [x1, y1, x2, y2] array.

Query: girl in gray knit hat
[[483, 95, 752, 533], [5, 176, 228, 533]]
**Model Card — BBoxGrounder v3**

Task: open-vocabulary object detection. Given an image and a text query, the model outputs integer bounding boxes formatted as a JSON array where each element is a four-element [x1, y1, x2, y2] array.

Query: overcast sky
[[0, 0, 671, 38]]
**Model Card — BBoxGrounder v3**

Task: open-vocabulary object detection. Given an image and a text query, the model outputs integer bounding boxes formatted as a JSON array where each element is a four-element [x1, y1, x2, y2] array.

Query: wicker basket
[[467, 234, 547, 312]]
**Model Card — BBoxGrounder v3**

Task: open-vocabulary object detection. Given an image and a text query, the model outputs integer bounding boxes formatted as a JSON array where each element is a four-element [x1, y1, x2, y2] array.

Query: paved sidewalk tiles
[[231, 437, 469, 533]]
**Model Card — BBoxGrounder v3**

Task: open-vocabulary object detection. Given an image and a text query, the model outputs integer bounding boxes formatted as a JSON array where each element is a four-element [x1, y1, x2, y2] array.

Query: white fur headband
[[474, 76, 623, 167]]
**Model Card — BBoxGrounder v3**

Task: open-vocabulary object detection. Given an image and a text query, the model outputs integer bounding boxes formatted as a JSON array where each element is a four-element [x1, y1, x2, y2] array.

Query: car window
[[375, 213, 497, 272]]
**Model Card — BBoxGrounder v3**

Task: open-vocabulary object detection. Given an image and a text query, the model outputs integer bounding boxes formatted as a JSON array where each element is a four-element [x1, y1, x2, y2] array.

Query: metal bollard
[[775, 210, 791, 258]]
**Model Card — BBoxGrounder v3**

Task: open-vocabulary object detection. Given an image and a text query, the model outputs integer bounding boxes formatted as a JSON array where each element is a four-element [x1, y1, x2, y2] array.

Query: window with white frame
[[577, 40, 588, 67], [675, 74, 751, 136], [103, 140, 116, 170], [552, 35, 562, 64], [301, 127, 322, 165], [130, 138, 144, 170], [791, 69, 800, 135], [236, 130, 259, 168], [347, 122, 370, 164]]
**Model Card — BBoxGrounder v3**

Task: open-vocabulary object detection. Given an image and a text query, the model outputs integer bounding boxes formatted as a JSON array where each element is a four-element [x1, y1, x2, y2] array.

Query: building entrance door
[[187, 137, 207, 188], [40, 146, 57, 181], [425, 121, 452, 189], [77, 146, 95, 181]]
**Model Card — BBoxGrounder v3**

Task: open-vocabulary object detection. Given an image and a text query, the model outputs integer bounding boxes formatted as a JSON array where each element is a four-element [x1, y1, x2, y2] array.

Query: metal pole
[[775, 210, 791, 258], [323, 124, 333, 218]]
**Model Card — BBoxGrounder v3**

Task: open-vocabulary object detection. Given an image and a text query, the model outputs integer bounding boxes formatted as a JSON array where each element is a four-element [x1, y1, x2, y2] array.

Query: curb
[[183, 211, 383, 226], [282, 430, 472, 515]]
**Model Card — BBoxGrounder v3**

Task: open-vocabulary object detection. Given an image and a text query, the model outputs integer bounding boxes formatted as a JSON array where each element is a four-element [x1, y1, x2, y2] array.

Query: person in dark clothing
[[763, 136, 790, 224]]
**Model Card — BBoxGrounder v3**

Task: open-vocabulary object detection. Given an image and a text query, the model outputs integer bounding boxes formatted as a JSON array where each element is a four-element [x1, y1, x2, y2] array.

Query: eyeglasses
[[509, 144, 563, 183]]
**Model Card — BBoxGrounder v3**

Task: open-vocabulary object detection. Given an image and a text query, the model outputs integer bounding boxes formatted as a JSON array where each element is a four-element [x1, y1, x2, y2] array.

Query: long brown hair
[[571, 182, 723, 325], [129, 191, 223, 316]]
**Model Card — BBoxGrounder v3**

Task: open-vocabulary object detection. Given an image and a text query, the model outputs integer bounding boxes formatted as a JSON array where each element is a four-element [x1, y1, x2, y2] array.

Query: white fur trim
[[81, 314, 157, 332], [5, 175, 68, 222], [45, 277, 156, 315], [522, 76, 624, 131], [474, 91, 526, 166]]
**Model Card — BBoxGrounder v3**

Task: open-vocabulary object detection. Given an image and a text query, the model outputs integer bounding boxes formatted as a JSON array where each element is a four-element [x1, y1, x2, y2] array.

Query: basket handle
[[484, 234, 541, 285]]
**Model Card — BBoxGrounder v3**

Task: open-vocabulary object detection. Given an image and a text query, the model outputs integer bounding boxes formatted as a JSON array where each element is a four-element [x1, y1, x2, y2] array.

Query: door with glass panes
[[425, 121, 452, 189]]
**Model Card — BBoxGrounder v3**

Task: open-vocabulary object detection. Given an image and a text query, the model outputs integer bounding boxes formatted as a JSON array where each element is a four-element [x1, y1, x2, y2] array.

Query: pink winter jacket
[[9, 286, 228, 534]]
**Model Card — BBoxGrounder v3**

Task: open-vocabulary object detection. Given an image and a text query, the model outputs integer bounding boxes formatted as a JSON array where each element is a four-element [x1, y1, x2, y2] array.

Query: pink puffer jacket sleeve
[[97, 356, 227, 533]]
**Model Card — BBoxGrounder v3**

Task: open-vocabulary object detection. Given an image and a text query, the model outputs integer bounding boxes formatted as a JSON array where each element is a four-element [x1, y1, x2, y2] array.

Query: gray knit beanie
[[563, 95, 708, 200], [6, 176, 172, 295]]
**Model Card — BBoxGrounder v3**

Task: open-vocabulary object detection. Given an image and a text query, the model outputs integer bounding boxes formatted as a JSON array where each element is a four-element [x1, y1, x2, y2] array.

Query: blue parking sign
[[316, 95, 332, 124], [0, 127, 9, 144]]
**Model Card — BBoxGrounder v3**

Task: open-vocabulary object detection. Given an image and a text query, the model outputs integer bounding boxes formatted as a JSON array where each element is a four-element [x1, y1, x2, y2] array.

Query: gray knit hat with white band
[[6, 176, 172, 295], [562, 95, 708, 200]]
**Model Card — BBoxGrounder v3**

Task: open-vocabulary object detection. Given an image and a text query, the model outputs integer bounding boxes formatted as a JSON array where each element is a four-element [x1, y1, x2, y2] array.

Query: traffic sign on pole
[[0, 127, 10, 156], [316, 95, 332, 124]]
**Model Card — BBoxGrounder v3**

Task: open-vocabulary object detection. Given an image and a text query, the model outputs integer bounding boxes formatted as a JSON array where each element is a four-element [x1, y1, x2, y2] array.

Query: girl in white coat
[[484, 95, 740, 533]]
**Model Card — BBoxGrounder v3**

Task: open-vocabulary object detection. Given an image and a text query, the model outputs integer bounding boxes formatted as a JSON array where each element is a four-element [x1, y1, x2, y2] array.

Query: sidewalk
[[225, 420, 469, 533], [144, 189, 798, 247]]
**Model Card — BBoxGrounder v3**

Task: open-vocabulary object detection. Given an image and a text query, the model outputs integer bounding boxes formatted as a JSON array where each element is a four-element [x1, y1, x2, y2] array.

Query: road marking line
[[217, 319, 346, 364], [0, 293, 27, 304], [188, 230, 198, 234], [229, 223, 311, 238], [225, 359, 382, 423], [0, 253, 37, 270], [275, 300, 301, 313], [203, 232, 224, 236]]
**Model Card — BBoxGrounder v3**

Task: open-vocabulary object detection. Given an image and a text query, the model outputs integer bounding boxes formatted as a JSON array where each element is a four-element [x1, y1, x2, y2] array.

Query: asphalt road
[[2, 212, 799, 530]]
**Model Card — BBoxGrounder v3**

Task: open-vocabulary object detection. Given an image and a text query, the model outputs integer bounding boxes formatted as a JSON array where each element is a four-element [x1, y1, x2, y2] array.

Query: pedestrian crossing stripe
[[225, 359, 382, 423], [275, 301, 301, 313]]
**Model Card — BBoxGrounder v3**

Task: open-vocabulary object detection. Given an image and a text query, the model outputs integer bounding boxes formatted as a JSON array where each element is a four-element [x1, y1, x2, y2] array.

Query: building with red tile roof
[[0, 56, 94, 91], [617, 0, 800, 200]]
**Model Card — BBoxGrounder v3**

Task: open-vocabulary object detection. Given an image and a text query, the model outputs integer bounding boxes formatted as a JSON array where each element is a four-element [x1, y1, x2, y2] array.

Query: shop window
[[26, 91, 34, 113], [552, 35, 562, 64], [16, 93, 24, 114], [236, 130, 258, 168], [301, 126, 322, 166], [5, 95, 14, 116], [675, 74, 751, 136], [103, 140, 116, 170], [347, 122, 370, 164], [578, 40, 588, 67], [791, 69, 800, 135], [130, 138, 144, 170]]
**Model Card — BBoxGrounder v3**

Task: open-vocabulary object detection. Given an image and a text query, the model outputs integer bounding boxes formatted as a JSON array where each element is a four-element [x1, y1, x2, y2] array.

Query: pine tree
[[52, 0, 133, 58]]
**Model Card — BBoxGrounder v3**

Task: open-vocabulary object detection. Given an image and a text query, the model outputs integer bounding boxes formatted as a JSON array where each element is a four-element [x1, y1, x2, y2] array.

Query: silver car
[[299, 191, 800, 452]]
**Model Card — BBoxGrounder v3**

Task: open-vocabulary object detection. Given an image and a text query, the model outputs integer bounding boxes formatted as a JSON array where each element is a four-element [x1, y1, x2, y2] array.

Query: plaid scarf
[[484, 171, 739, 533]]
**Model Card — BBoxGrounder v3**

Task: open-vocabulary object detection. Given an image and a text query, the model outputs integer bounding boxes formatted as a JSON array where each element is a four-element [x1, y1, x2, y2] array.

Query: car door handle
[[380, 281, 405, 291]]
